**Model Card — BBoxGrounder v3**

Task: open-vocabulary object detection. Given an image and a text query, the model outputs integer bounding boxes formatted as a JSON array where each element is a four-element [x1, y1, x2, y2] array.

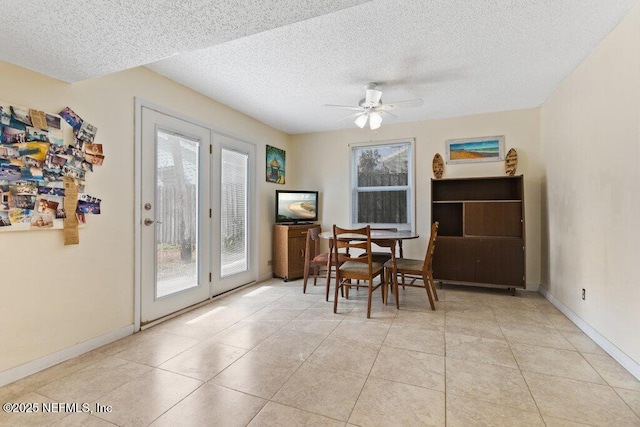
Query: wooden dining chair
[[353, 227, 402, 291], [384, 221, 439, 310], [303, 225, 350, 301], [333, 225, 386, 318], [359, 227, 403, 263]]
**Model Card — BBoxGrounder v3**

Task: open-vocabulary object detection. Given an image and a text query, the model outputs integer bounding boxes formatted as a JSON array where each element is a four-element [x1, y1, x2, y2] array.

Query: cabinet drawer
[[288, 228, 310, 238]]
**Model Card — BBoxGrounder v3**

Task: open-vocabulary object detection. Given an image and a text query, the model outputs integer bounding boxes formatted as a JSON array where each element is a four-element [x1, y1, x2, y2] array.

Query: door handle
[[144, 218, 162, 226]]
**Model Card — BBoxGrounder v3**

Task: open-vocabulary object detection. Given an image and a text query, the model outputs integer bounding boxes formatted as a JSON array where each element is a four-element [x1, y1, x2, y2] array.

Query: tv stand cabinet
[[273, 223, 317, 281], [431, 176, 525, 293]]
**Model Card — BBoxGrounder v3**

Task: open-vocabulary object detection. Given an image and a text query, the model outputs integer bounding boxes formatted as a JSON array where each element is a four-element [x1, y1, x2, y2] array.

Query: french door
[[138, 104, 255, 325], [211, 135, 256, 295]]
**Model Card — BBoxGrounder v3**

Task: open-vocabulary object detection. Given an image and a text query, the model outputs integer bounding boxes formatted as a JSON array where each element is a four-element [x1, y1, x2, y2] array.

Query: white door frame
[[134, 98, 258, 331]]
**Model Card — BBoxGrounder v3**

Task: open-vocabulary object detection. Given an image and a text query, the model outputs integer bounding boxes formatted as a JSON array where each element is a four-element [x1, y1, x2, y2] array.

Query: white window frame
[[349, 138, 416, 232]]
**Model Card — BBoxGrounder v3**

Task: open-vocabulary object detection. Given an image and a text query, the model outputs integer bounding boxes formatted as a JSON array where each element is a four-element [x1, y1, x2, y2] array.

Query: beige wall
[[540, 2, 640, 363], [290, 108, 542, 287], [0, 62, 290, 373]]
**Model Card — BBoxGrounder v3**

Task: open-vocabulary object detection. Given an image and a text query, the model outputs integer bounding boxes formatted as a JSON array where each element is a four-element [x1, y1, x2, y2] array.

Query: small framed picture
[[445, 135, 505, 164], [266, 145, 285, 184]]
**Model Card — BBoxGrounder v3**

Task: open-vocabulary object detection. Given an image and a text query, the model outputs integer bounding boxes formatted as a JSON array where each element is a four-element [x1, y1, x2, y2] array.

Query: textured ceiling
[[0, 0, 637, 134], [0, 0, 369, 82]]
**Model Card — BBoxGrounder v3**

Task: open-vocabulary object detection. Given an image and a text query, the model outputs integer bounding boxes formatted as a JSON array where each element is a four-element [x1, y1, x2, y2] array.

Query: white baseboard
[[0, 324, 134, 388], [2, 275, 273, 387], [539, 286, 640, 381]]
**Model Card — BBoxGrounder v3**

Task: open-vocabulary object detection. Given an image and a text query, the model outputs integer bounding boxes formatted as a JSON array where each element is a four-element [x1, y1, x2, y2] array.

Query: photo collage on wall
[[0, 104, 105, 231]]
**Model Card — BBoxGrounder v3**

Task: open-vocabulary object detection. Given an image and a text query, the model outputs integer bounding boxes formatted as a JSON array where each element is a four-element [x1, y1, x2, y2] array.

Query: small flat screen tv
[[275, 190, 318, 224]]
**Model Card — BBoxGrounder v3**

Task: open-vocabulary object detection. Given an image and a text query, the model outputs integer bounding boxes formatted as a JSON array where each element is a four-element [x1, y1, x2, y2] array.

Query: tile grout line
[[344, 299, 397, 425], [501, 325, 546, 422], [611, 387, 640, 422], [123, 286, 309, 426], [244, 289, 360, 425], [203, 287, 336, 426], [502, 299, 625, 423]]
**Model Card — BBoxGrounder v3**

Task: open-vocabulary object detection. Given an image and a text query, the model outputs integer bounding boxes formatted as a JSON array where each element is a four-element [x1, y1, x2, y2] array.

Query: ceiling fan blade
[[379, 98, 424, 110], [379, 109, 398, 118], [365, 89, 382, 105], [337, 111, 365, 122], [324, 104, 363, 111]]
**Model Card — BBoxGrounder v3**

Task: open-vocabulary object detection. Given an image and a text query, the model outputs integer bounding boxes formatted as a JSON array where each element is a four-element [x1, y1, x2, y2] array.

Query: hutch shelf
[[431, 175, 526, 294]]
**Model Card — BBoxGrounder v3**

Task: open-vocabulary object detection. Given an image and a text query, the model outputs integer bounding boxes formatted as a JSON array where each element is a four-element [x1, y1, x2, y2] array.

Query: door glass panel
[[221, 148, 248, 277], [156, 130, 199, 298]]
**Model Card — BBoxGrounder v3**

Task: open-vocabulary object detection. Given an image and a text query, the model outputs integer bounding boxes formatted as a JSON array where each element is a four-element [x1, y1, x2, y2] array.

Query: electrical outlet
[[582, 288, 586, 300]]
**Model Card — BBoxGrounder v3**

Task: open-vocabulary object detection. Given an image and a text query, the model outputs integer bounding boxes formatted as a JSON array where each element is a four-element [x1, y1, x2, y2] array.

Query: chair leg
[[303, 266, 309, 293], [383, 268, 389, 305], [384, 268, 399, 309], [422, 273, 435, 310], [313, 266, 319, 286], [325, 269, 331, 302], [366, 281, 373, 319], [428, 272, 438, 301], [393, 271, 399, 309], [334, 276, 340, 314], [390, 270, 395, 305]]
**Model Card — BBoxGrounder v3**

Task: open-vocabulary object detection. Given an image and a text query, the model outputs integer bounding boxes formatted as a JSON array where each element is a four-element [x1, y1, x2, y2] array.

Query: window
[[351, 139, 415, 231]]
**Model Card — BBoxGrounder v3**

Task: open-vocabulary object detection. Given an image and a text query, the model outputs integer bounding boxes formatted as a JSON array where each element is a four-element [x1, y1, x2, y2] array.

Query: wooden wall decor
[[505, 148, 518, 176], [432, 153, 444, 179]]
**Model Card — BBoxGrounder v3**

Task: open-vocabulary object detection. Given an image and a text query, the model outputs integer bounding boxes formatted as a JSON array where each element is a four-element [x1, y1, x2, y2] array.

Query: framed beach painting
[[445, 136, 505, 164], [266, 145, 285, 184]]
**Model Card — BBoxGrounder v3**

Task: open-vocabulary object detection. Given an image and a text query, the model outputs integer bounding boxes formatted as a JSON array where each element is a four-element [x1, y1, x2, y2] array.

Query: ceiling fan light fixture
[[365, 88, 382, 106], [354, 114, 368, 128], [327, 82, 422, 130], [369, 111, 382, 129]]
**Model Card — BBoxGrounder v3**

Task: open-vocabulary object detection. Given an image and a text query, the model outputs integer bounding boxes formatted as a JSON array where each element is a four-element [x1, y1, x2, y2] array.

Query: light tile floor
[[2, 279, 640, 426]]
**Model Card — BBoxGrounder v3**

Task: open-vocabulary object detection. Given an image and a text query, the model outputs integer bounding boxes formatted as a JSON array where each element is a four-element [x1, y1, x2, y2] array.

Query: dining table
[[318, 229, 420, 302]]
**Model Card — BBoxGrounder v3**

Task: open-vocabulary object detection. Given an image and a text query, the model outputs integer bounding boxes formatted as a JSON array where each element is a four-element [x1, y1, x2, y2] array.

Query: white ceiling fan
[[325, 82, 424, 130]]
